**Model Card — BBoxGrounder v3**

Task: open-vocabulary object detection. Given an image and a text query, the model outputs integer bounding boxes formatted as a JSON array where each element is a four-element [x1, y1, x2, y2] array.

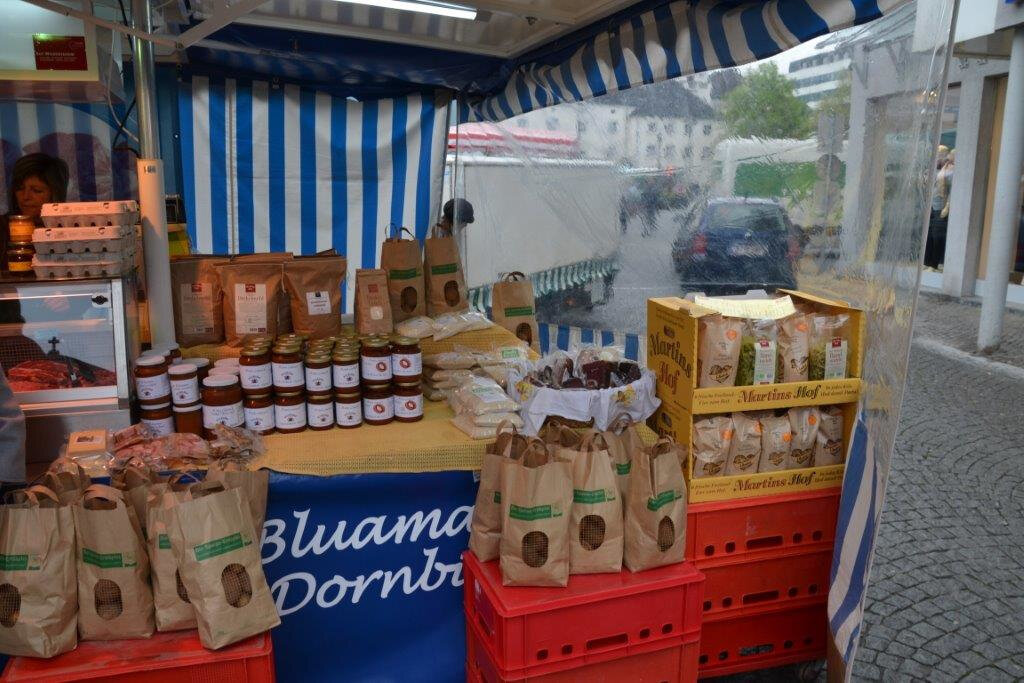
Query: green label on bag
[[573, 488, 614, 504], [503, 306, 533, 318], [83, 548, 135, 569], [389, 268, 420, 280], [158, 534, 171, 550], [647, 490, 682, 511], [430, 263, 458, 276], [615, 462, 631, 476], [493, 491, 501, 504], [509, 504, 561, 521], [0, 554, 30, 571], [193, 532, 250, 561]]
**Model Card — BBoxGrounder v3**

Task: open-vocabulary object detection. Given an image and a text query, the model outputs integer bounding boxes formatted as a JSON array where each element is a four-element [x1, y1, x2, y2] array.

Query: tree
[[723, 63, 814, 139]]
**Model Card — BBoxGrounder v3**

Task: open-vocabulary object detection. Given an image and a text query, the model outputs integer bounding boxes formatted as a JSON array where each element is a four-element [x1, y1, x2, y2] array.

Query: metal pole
[[131, 0, 159, 158], [977, 26, 1024, 352]]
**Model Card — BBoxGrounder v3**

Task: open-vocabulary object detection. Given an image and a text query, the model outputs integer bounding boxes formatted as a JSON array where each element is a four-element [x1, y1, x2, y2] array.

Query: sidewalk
[[912, 292, 1024, 370]]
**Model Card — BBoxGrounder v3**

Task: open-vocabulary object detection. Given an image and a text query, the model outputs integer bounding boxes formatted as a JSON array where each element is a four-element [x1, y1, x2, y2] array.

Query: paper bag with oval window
[[205, 462, 270, 541], [146, 480, 197, 633], [538, 422, 582, 463], [758, 415, 792, 473], [169, 486, 279, 650], [569, 433, 623, 574], [0, 486, 77, 657], [601, 416, 642, 504], [470, 422, 528, 562], [423, 234, 468, 315], [623, 438, 686, 572], [380, 227, 425, 322], [499, 441, 572, 587], [691, 415, 733, 479], [41, 462, 89, 507], [787, 407, 820, 469], [354, 268, 394, 336], [283, 256, 347, 338], [813, 405, 845, 466], [725, 412, 762, 476], [73, 484, 154, 641], [698, 315, 743, 388], [491, 272, 539, 351]]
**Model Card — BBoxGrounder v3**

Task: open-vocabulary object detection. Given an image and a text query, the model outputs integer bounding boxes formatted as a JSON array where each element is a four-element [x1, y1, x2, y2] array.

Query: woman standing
[[1, 153, 70, 270]]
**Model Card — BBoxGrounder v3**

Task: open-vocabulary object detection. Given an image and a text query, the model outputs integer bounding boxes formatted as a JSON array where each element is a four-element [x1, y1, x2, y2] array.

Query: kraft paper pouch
[[569, 433, 623, 575], [230, 254, 294, 336], [73, 485, 154, 641], [283, 256, 346, 338], [0, 486, 77, 658], [813, 406, 845, 466], [169, 486, 280, 650], [147, 484, 197, 632], [698, 315, 743, 388], [691, 416, 732, 479], [380, 227, 426, 322], [171, 256, 228, 346], [758, 415, 792, 473], [809, 315, 851, 381], [355, 268, 394, 336], [424, 234, 469, 315], [787, 407, 820, 469], [42, 464, 89, 506], [778, 313, 811, 383], [538, 422, 582, 463], [499, 441, 573, 587], [623, 438, 686, 572], [219, 262, 286, 346], [726, 412, 762, 476], [491, 272, 539, 351], [205, 463, 270, 541], [601, 416, 642, 505], [470, 422, 528, 562]]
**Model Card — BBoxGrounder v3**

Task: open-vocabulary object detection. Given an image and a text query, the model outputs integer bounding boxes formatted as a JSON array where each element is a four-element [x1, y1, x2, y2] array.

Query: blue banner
[[263, 471, 477, 682]]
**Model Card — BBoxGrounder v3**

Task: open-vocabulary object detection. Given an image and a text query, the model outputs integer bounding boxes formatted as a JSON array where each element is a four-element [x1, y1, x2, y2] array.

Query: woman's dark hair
[[8, 153, 69, 214]]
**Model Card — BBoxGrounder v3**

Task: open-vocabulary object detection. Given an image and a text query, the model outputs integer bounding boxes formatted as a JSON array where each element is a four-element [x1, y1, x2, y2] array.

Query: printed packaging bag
[[171, 256, 229, 346], [623, 438, 686, 572], [73, 485, 154, 641], [499, 441, 573, 587], [758, 415, 792, 473], [787, 406, 820, 469], [698, 315, 743, 388], [423, 234, 469, 315], [813, 405, 845, 466], [283, 256, 347, 338], [380, 227, 426, 322], [778, 313, 811, 383], [42, 463, 88, 507], [147, 484, 197, 632], [725, 412, 762, 476], [355, 268, 394, 336], [469, 423, 528, 562], [0, 486, 77, 658], [491, 272, 539, 351], [205, 462, 270, 541], [691, 416, 733, 479], [115, 465, 159, 541], [600, 417, 642, 505], [169, 486, 280, 650], [219, 262, 286, 347], [569, 433, 623, 574]]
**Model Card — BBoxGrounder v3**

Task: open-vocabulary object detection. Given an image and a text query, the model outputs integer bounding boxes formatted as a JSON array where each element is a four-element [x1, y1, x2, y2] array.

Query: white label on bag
[[180, 283, 215, 335], [392, 352, 422, 379], [753, 340, 776, 385], [136, 374, 170, 401], [141, 416, 175, 436], [394, 393, 423, 420], [170, 376, 199, 404], [307, 401, 334, 428], [363, 395, 394, 421], [272, 361, 304, 388], [306, 290, 331, 316], [335, 400, 362, 426], [244, 404, 275, 432], [306, 366, 332, 393], [824, 338, 848, 379], [361, 356, 392, 382], [240, 363, 273, 390], [203, 402, 244, 429], [333, 362, 359, 389], [234, 283, 268, 334], [275, 402, 307, 429]]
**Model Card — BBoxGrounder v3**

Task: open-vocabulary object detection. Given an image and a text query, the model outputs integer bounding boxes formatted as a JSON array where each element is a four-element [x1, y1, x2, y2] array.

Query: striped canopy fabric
[[177, 77, 449, 309], [459, 0, 907, 122]]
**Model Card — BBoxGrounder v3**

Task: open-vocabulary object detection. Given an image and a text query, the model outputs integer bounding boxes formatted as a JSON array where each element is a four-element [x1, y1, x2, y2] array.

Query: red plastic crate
[[2, 631, 274, 683], [685, 490, 840, 565], [462, 551, 704, 673], [698, 602, 827, 678], [467, 615, 700, 682]]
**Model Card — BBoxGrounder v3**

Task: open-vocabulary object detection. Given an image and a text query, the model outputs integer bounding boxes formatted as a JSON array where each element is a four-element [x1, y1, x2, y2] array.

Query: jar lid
[[214, 358, 240, 367], [168, 363, 198, 376], [336, 391, 361, 399], [8, 215, 31, 221], [273, 343, 302, 353], [392, 336, 418, 346], [306, 353, 330, 363], [332, 351, 359, 361], [308, 392, 333, 401], [135, 355, 166, 367], [363, 337, 390, 349], [190, 357, 211, 368], [208, 367, 240, 377], [142, 402, 171, 410], [395, 380, 421, 388], [241, 347, 269, 357], [276, 390, 304, 398], [173, 402, 202, 412], [203, 375, 239, 388], [245, 392, 271, 400]]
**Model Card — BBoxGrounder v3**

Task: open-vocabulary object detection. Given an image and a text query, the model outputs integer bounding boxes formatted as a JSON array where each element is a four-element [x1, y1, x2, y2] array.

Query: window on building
[[685, 123, 693, 136], [648, 121, 657, 133], [703, 123, 712, 135], [608, 121, 618, 134], [665, 122, 675, 134]]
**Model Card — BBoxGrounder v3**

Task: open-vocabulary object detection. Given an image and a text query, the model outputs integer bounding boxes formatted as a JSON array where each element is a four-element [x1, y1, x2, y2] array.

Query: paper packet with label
[[809, 314, 851, 381]]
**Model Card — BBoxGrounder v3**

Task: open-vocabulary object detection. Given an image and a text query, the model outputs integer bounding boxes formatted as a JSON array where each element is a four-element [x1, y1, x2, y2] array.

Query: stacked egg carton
[[33, 201, 140, 278]]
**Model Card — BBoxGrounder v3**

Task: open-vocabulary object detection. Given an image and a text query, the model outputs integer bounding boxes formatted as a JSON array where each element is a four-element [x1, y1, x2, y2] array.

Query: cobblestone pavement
[[913, 291, 1024, 366]]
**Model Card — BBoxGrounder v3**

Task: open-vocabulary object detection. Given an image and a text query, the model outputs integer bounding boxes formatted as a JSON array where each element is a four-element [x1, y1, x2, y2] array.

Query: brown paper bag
[[230, 253, 295, 336], [204, 463, 270, 541], [147, 483, 197, 632], [602, 417, 642, 504], [169, 486, 280, 650], [623, 438, 687, 572], [42, 464, 89, 506], [499, 441, 572, 587], [469, 423, 528, 562], [219, 262, 286, 346], [569, 433, 623, 574], [380, 227, 426, 322], [758, 415, 792, 473], [171, 256, 229, 346], [354, 269, 394, 336], [787, 407, 819, 469], [283, 256, 347, 338], [0, 486, 78, 658], [725, 412, 762, 476], [423, 235, 468, 315], [73, 484, 154, 641], [538, 422, 581, 463], [491, 272, 539, 351]]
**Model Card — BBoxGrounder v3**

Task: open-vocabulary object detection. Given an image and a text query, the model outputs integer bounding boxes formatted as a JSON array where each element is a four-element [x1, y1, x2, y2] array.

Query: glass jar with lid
[[173, 402, 203, 436], [201, 375, 244, 438], [7, 215, 35, 243], [332, 348, 360, 391], [239, 346, 273, 396], [307, 394, 335, 430], [272, 343, 305, 393], [191, 357, 212, 383], [6, 243, 34, 276], [362, 385, 394, 426], [391, 336, 422, 383], [360, 337, 393, 388], [243, 393, 275, 435], [140, 402, 175, 435], [305, 353, 333, 395], [335, 391, 362, 428], [394, 382, 424, 423], [274, 391, 307, 434], [167, 363, 200, 406], [134, 355, 171, 406]]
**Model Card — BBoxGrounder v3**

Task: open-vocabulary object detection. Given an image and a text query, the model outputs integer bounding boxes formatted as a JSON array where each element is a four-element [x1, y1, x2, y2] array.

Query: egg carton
[[31, 248, 136, 265], [33, 226, 137, 257], [31, 257, 130, 279], [40, 201, 139, 229]]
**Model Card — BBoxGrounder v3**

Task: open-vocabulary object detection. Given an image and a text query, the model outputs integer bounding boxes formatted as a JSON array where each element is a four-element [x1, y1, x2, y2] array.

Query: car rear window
[[710, 204, 786, 231]]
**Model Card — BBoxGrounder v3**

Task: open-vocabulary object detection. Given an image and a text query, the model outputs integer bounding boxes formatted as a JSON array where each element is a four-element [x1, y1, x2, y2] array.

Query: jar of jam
[[274, 391, 307, 434], [391, 336, 422, 383], [335, 391, 362, 428], [305, 353, 333, 395], [307, 394, 335, 430], [134, 355, 171, 406], [360, 337, 392, 388], [165, 344, 182, 364], [201, 375, 244, 438], [7, 215, 35, 243], [244, 393, 276, 435], [332, 349, 359, 391], [191, 357, 212, 383], [239, 347, 273, 396], [140, 402, 175, 435], [208, 367, 240, 378], [362, 385, 394, 426], [7, 243, 34, 276], [272, 343, 305, 393], [167, 363, 200, 406], [245, 334, 274, 347], [173, 402, 203, 436], [214, 357, 240, 371], [394, 382, 424, 423]]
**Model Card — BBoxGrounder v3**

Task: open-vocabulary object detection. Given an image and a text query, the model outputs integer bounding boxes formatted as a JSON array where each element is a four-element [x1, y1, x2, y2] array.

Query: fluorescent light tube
[[334, 0, 477, 20]]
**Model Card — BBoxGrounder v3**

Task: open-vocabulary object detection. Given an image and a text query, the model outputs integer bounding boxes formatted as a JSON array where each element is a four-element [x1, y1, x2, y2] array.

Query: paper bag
[[204, 463, 270, 541], [499, 441, 572, 587], [380, 227, 426, 322], [282, 256, 347, 338], [169, 486, 280, 650], [469, 423, 528, 562], [147, 482, 197, 632], [602, 417, 642, 504], [0, 486, 78, 658], [423, 235, 468, 315], [219, 261, 287, 346], [538, 422, 581, 463], [42, 464, 88, 506], [73, 484, 154, 640], [355, 268, 394, 336], [171, 256, 229, 346], [623, 439, 686, 572], [491, 272, 539, 351], [569, 433, 623, 574]]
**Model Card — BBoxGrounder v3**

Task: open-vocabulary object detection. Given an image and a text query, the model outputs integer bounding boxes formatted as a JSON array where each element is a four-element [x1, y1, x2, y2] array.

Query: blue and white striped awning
[[468, 258, 619, 311], [538, 323, 644, 365]]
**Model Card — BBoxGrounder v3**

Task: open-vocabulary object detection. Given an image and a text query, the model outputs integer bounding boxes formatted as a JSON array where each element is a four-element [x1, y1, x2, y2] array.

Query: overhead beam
[[469, 1, 573, 25], [175, 0, 274, 48], [21, 0, 180, 48], [509, 0, 639, 57]]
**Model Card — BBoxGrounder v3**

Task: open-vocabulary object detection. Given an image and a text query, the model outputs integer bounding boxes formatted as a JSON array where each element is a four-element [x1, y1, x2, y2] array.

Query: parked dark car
[[672, 198, 800, 295]]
